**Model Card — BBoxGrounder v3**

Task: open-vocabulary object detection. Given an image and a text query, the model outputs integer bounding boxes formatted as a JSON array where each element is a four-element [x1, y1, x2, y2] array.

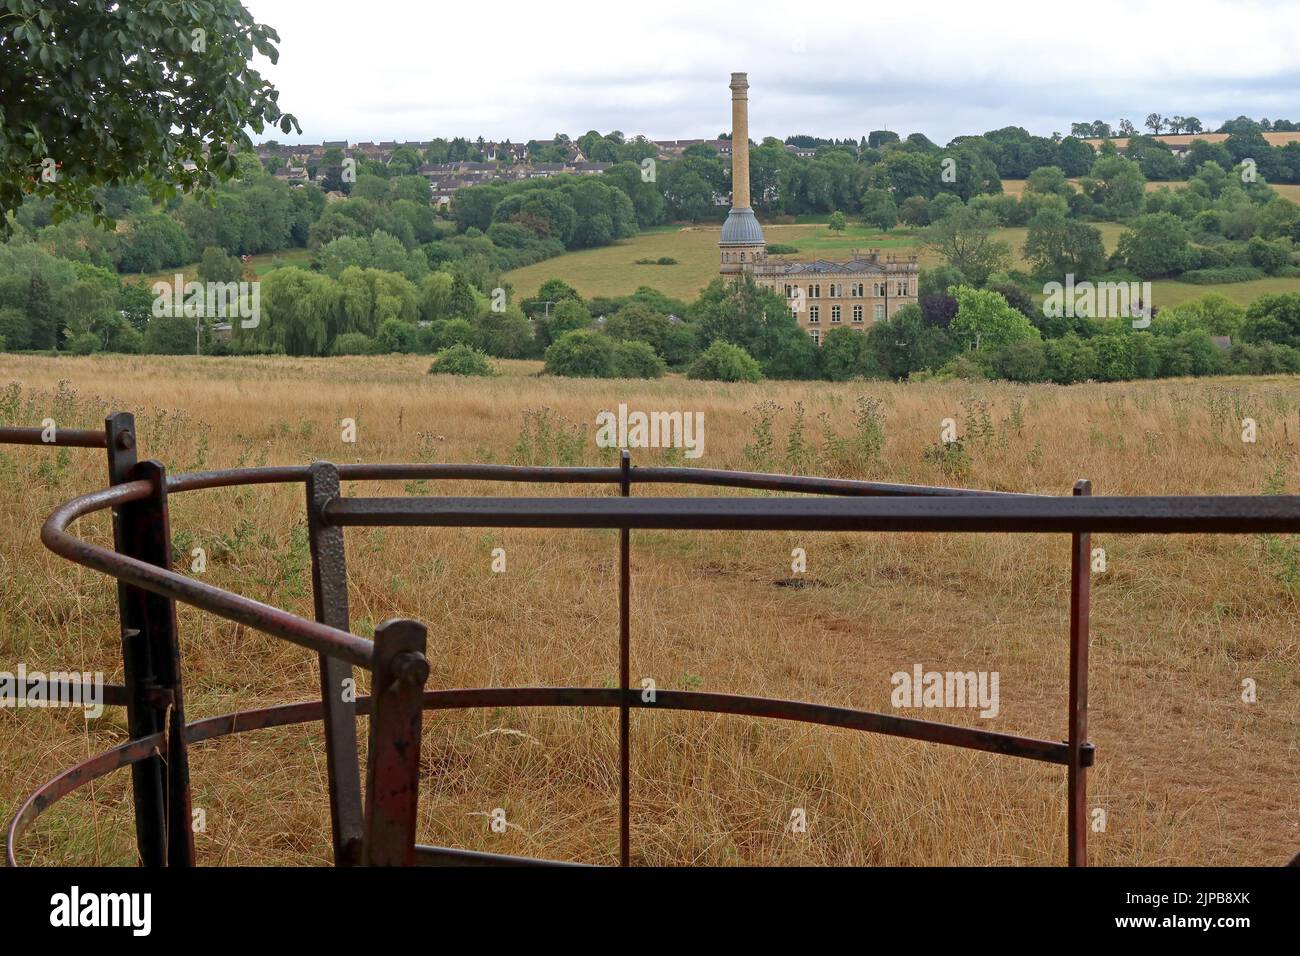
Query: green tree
[[198, 246, 243, 283], [828, 211, 848, 232], [1023, 208, 1106, 278], [375, 317, 418, 353], [544, 329, 616, 377], [118, 213, 194, 273], [25, 272, 58, 350], [1079, 154, 1146, 219], [1025, 166, 1073, 197], [922, 207, 1011, 287], [537, 297, 591, 349], [428, 343, 495, 376], [865, 303, 959, 379], [859, 189, 898, 230], [611, 340, 666, 378], [142, 315, 195, 355], [1116, 213, 1194, 277], [1241, 293, 1300, 348], [447, 272, 480, 319], [819, 327, 881, 380], [949, 286, 1040, 351], [1, 0, 298, 227], [432, 318, 480, 351], [332, 332, 376, 355], [690, 275, 817, 379], [687, 340, 762, 382], [244, 267, 340, 355], [477, 306, 535, 358]]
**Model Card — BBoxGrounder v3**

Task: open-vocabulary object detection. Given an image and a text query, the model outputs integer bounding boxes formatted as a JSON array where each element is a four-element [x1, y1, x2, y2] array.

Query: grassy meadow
[[125, 247, 314, 289], [505, 218, 1300, 312], [0, 354, 1297, 866]]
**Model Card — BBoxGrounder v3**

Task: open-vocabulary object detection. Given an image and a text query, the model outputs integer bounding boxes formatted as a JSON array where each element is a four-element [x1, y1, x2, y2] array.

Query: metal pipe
[[42, 482, 375, 669], [323, 494, 1300, 534]]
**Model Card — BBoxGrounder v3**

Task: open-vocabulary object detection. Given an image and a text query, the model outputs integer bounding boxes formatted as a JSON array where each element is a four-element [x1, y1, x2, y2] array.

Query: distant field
[[506, 222, 1140, 300], [508, 211, 1299, 310], [1003, 179, 1300, 203], [125, 248, 313, 288]]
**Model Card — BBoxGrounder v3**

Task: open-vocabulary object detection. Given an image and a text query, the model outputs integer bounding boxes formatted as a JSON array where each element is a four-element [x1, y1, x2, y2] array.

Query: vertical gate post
[[1068, 479, 1092, 867], [618, 449, 631, 867], [104, 413, 164, 866], [108, 442, 194, 867], [363, 618, 428, 866], [306, 462, 364, 866]]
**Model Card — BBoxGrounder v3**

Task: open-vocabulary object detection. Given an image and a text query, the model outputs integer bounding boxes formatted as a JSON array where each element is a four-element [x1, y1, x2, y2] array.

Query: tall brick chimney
[[729, 72, 751, 209], [719, 72, 765, 275]]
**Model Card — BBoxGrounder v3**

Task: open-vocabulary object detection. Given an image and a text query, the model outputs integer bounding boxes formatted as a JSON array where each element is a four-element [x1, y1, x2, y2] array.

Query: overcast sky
[[244, 0, 1300, 146]]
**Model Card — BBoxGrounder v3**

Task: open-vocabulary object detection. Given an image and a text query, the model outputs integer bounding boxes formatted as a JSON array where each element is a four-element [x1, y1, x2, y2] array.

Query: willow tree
[[248, 268, 339, 356]]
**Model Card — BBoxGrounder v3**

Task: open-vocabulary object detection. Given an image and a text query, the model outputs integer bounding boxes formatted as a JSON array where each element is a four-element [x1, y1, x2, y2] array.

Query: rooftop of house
[[759, 252, 920, 276]]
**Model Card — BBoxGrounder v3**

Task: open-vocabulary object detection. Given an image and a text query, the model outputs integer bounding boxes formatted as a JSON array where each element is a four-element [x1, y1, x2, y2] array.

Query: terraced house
[[719, 72, 919, 345]]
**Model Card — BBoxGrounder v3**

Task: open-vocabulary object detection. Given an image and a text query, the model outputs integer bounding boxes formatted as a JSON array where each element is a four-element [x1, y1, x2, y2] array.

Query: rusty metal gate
[[2, 412, 1297, 866]]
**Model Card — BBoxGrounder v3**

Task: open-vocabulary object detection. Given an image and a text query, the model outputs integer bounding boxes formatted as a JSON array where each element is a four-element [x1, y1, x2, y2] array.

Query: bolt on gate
[[2, 412, 1298, 867]]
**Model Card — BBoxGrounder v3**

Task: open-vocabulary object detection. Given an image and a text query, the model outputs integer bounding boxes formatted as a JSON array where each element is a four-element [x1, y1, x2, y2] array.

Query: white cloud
[[244, 0, 1300, 143]]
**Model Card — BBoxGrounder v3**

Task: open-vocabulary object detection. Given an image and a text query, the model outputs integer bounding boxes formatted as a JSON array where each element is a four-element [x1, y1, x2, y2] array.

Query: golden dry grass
[[0, 354, 1297, 866]]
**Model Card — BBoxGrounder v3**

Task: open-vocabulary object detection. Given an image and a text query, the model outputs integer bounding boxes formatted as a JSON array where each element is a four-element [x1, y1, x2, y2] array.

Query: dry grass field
[[0, 354, 1297, 866]]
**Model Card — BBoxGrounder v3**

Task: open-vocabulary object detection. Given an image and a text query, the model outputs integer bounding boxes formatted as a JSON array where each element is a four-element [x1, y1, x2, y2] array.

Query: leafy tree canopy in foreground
[[0, 0, 298, 228]]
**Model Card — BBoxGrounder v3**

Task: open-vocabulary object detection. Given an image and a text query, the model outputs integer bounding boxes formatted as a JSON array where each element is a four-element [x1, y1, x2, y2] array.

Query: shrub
[[935, 354, 987, 380], [1180, 267, 1265, 284], [375, 318, 418, 353], [687, 340, 762, 382], [611, 340, 666, 378], [427, 343, 495, 376], [108, 326, 144, 354], [1248, 237, 1291, 275], [67, 332, 100, 355], [1241, 293, 1300, 348], [766, 243, 800, 255], [989, 339, 1049, 382], [432, 317, 480, 351], [332, 332, 377, 355], [1226, 342, 1300, 374], [142, 315, 195, 355], [544, 329, 617, 378]]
